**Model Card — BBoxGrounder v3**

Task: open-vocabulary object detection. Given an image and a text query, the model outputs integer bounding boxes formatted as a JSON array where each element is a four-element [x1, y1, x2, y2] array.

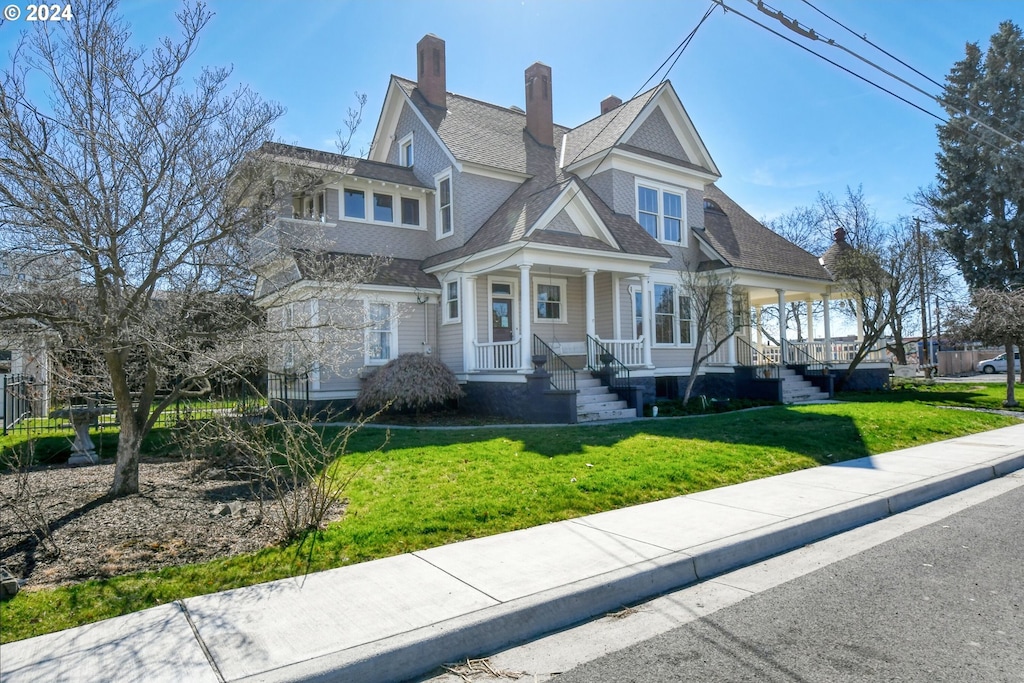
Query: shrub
[[356, 353, 463, 413]]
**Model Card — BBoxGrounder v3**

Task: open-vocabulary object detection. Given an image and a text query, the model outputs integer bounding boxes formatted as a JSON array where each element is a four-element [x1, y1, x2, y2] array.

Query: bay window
[[651, 284, 695, 346]]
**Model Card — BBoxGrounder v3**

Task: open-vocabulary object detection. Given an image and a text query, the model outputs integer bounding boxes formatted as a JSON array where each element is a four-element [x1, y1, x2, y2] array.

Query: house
[[252, 34, 888, 422]]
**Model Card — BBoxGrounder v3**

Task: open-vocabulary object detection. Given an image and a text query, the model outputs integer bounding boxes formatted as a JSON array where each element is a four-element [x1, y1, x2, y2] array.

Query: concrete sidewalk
[[3, 423, 1023, 683]]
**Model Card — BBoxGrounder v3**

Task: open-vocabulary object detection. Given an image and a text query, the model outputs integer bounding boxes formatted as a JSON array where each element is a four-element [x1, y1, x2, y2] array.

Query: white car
[[976, 351, 1021, 374]]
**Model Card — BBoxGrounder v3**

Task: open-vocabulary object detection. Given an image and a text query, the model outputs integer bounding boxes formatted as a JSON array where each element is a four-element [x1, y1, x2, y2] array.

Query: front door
[[492, 297, 513, 342]]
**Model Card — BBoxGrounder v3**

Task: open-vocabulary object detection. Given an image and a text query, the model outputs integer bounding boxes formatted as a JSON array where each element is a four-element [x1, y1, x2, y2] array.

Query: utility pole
[[916, 218, 931, 377]]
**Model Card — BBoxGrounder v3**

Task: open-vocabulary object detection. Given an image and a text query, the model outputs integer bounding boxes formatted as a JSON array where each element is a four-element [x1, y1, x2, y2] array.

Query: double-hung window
[[534, 278, 566, 323], [399, 133, 414, 167], [367, 303, 394, 364], [436, 171, 453, 238], [444, 280, 460, 323], [373, 193, 394, 222], [652, 284, 694, 346], [636, 182, 685, 244]]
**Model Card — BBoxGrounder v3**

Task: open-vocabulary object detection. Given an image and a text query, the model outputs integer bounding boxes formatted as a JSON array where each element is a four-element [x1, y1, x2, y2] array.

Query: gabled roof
[[393, 77, 571, 175], [700, 185, 832, 282], [560, 86, 659, 167], [560, 82, 719, 177], [260, 141, 429, 189], [422, 141, 669, 270]]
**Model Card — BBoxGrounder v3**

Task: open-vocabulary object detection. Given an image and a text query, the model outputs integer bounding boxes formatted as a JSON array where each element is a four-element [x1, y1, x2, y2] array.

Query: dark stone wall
[[461, 374, 577, 423], [833, 367, 890, 392]]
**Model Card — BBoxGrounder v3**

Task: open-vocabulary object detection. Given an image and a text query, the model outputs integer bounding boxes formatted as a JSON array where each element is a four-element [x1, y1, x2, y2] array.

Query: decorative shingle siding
[[544, 208, 580, 234], [625, 107, 690, 163], [588, 169, 635, 215], [442, 172, 520, 258], [687, 188, 704, 230], [312, 220, 431, 261]]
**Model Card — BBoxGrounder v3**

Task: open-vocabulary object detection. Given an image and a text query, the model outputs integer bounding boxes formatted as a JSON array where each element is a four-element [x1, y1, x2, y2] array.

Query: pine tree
[[930, 21, 1024, 405]]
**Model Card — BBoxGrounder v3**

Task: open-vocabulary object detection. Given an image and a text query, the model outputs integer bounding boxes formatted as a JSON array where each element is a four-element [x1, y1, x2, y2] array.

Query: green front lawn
[[1, 395, 1018, 643]]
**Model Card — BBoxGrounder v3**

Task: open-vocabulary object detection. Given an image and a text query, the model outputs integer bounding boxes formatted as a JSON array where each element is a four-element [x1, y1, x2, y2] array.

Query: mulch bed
[[0, 458, 281, 589]]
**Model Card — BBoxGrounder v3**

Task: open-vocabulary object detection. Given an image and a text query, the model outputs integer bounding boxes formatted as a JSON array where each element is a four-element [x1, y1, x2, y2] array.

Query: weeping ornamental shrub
[[355, 353, 463, 413]]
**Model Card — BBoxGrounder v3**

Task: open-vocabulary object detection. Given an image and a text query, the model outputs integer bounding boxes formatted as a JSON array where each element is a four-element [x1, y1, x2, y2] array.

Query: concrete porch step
[[577, 407, 637, 422], [577, 391, 621, 406], [575, 377, 603, 389], [577, 399, 628, 412]]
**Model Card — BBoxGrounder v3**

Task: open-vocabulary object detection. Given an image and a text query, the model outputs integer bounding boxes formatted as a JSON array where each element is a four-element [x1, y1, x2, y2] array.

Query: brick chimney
[[416, 34, 446, 109], [525, 62, 553, 147], [601, 95, 622, 114]]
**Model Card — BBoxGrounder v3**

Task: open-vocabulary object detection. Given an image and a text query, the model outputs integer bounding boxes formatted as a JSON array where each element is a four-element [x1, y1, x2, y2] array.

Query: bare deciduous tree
[[679, 269, 741, 405], [0, 0, 289, 496]]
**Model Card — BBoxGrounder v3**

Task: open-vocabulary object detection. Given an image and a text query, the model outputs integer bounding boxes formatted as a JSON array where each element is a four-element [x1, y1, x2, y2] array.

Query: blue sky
[[1, 0, 1019, 224]]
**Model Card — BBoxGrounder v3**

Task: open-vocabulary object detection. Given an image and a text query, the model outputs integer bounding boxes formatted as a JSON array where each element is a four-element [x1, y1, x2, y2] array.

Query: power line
[[711, 0, 1018, 156], [792, 0, 1024, 144]]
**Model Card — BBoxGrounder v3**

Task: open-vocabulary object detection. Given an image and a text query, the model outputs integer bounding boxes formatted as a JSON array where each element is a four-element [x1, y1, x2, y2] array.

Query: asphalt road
[[552, 485, 1024, 683]]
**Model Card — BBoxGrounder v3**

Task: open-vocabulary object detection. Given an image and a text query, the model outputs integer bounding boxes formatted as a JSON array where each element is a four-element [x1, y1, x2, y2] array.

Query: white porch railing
[[705, 340, 732, 366], [473, 338, 521, 371], [591, 337, 645, 367], [756, 340, 889, 365]]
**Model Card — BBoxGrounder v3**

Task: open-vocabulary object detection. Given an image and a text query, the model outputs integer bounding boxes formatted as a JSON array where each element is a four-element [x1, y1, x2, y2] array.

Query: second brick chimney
[[601, 95, 622, 114], [417, 34, 446, 109], [525, 62, 553, 147]]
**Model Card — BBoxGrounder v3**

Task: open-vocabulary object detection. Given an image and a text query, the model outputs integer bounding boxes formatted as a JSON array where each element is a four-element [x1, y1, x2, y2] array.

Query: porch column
[[822, 293, 833, 362], [755, 306, 763, 346], [805, 297, 814, 343], [519, 263, 532, 370], [463, 275, 477, 372], [776, 288, 787, 363], [855, 301, 865, 342], [641, 274, 653, 368], [726, 284, 737, 365], [584, 269, 596, 340]]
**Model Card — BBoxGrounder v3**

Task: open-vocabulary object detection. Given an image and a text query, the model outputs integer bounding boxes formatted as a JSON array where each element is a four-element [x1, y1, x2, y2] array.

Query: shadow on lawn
[[352, 406, 874, 466], [841, 386, 1024, 411]]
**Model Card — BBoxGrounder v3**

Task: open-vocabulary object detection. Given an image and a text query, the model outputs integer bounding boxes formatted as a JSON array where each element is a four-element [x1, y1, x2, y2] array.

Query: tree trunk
[[110, 410, 145, 496], [1003, 341, 1018, 408]]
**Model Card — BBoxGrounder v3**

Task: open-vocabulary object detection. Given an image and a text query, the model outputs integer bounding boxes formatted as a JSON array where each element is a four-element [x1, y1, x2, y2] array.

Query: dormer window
[[399, 133, 414, 167]]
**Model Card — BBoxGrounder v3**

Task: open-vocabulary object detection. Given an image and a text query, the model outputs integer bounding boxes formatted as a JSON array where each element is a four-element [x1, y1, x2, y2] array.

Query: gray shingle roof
[[560, 87, 660, 166], [421, 140, 668, 270], [294, 251, 439, 289], [701, 185, 833, 282], [261, 141, 428, 189], [395, 77, 571, 175]]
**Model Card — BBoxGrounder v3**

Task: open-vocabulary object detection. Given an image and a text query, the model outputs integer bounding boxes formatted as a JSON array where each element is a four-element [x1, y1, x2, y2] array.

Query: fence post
[[2, 374, 7, 436]]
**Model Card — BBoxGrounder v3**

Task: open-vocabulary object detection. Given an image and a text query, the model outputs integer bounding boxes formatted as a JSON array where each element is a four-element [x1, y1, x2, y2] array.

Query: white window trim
[[533, 277, 567, 325], [443, 279, 461, 324], [651, 281, 696, 348], [435, 168, 454, 240], [629, 284, 643, 340], [487, 276, 518, 342], [398, 132, 414, 167], [634, 178, 687, 245], [364, 300, 398, 366], [340, 183, 426, 231]]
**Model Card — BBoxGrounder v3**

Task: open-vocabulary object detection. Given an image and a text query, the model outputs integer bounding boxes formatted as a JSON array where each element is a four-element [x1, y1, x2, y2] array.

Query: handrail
[[786, 340, 831, 375], [735, 337, 779, 379], [586, 335, 632, 392], [531, 335, 576, 393]]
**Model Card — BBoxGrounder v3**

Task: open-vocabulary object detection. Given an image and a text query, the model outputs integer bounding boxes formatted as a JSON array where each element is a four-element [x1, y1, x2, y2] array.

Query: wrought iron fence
[[2, 373, 272, 439]]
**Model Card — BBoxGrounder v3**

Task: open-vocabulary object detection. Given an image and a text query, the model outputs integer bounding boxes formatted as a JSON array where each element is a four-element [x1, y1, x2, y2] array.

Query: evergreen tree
[[930, 21, 1024, 405]]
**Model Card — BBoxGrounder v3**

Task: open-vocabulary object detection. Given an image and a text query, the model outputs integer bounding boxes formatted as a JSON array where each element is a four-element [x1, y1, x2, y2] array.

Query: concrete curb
[[237, 450, 1024, 683]]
